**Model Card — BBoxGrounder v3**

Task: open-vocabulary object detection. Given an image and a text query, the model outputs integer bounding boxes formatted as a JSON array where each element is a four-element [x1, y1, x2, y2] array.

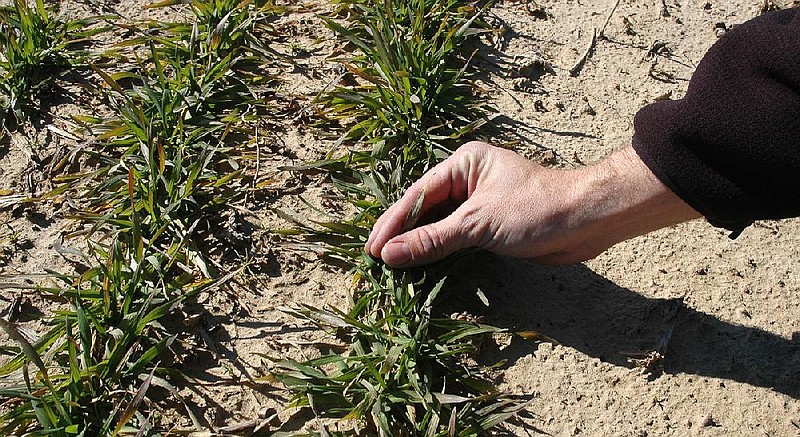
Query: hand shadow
[[436, 252, 800, 398]]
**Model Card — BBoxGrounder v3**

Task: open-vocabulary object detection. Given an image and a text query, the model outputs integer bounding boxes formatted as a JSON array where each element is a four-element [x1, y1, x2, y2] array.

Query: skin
[[365, 141, 702, 267]]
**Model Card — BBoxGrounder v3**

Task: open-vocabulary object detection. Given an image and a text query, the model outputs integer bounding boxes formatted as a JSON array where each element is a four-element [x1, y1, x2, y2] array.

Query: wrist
[[563, 146, 701, 257]]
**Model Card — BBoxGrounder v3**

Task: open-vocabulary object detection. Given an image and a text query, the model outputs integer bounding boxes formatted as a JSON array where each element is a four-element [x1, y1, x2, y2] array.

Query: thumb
[[380, 212, 476, 268]]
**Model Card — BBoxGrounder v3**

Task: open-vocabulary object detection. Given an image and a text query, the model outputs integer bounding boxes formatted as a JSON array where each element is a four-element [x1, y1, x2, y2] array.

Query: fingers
[[365, 152, 471, 257], [365, 141, 495, 265], [379, 206, 479, 267]]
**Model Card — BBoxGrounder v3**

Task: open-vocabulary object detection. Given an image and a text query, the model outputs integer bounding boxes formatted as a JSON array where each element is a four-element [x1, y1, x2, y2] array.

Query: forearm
[[558, 146, 701, 260]]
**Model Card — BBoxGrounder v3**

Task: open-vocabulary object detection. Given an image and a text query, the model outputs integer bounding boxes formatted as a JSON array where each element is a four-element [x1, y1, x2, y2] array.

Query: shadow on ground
[[437, 252, 800, 399]]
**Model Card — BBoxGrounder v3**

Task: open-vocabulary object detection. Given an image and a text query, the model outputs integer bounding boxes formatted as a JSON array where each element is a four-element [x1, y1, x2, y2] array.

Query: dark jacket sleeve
[[631, 8, 800, 234]]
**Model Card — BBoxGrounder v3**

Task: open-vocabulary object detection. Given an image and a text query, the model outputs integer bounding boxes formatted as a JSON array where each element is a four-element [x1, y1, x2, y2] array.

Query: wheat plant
[[271, 0, 527, 435], [0, 0, 287, 433], [0, 0, 110, 132]]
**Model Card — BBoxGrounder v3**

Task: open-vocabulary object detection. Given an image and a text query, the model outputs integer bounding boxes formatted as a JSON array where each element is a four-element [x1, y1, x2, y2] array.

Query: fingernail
[[384, 242, 412, 266]]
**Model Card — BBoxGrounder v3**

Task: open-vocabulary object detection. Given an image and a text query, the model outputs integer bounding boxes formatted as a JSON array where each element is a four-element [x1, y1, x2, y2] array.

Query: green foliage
[[0, 0, 286, 433], [64, 46, 253, 268], [0, 233, 220, 436], [273, 0, 525, 435], [318, 0, 493, 201], [0, 0, 110, 128], [57, 0, 284, 271], [144, 0, 285, 60], [275, 256, 524, 436]]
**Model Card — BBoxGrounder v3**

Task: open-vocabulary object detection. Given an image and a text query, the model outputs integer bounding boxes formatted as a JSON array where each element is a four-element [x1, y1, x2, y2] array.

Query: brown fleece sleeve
[[632, 8, 800, 234]]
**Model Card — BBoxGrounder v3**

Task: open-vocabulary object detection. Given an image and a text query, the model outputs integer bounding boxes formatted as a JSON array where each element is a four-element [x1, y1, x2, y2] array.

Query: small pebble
[[698, 413, 716, 428], [736, 306, 752, 319], [714, 22, 727, 37], [580, 98, 596, 116]]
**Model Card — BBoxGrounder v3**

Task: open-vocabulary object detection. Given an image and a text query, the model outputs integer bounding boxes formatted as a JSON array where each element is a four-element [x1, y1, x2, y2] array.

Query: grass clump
[[0, 235, 221, 436], [57, 0, 285, 271], [0, 0, 109, 131], [318, 0, 493, 200], [63, 45, 254, 274], [0, 0, 287, 433], [272, 0, 526, 435], [274, 255, 522, 436]]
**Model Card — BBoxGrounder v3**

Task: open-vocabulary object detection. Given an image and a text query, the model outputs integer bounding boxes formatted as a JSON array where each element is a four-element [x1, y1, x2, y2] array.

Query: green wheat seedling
[[316, 0, 493, 200], [56, 0, 285, 248], [143, 0, 285, 62], [272, 0, 527, 435], [272, 250, 526, 436], [0, 0, 111, 130], [0, 229, 223, 435], [58, 26, 272, 269], [274, 199, 527, 436], [0, 0, 287, 433]]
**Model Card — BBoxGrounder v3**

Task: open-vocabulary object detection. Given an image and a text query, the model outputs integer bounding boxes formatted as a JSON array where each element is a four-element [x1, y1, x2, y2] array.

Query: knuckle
[[458, 141, 490, 156], [453, 142, 491, 172], [412, 225, 446, 261]]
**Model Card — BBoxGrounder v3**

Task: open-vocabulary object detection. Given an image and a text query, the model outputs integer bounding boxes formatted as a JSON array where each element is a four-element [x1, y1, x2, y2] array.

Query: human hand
[[365, 141, 700, 267]]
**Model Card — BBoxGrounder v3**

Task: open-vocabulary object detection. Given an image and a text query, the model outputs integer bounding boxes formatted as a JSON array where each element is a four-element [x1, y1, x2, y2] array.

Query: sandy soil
[[2, 0, 800, 435]]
